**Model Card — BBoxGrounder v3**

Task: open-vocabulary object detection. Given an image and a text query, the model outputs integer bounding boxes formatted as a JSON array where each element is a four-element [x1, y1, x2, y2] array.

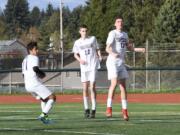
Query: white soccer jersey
[[22, 55, 41, 89], [73, 36, 100, 72], [106, 30, 128, 66]]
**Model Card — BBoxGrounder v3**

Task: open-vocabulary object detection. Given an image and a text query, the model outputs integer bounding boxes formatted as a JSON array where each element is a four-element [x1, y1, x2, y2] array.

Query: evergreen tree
[[46, 3, 54, 18], [39, 11, 60, 51], [68, 6, 84, 40], [39, 19, 50, 51], [151, 0, 180, 67], [129, 0, 165, 45], [4, 0, 30, 38], [0, 19, 7, 39], [0, 7, 6, 39], [153, 0, 180, 43], [30, 6, 41, 27]]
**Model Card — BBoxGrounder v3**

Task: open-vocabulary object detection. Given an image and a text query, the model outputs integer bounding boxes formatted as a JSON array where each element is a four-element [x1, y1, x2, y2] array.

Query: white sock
[[43, 99, 54, 114], [41, 101, 46, 112], [121, 99, 127, 109], [107, 98, 112, 108], [91, 98, 96, 110], [83, 97, 89, 110]]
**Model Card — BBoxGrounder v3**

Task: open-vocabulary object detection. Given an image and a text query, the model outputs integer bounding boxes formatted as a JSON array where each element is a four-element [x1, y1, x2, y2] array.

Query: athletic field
[[0, 94, 180, 135]]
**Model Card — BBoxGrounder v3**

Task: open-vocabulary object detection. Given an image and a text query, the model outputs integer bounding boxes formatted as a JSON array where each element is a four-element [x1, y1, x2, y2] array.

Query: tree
[[30, 6, 41, 27], [46, 3, 54, 18], [0, 19, 7, 39], [4, 0, 30, 38], [68, 6, 84, 40], [81, 0, 168, 50], [153, 0, 180, 43], [20, 26, 41, 44], [128, 0, 165, 45], [82, 0, 111, 46], [39, 11, 60, 51], [151, 0, 180, 67], [0, 8, 7, 39]]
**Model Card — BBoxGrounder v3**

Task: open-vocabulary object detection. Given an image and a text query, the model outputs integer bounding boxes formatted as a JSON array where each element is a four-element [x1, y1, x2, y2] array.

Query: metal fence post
[[9, 72, 12, 94], [158, 70, 161, 92], [145, 39, 149, 92], [133, 43, 136, 91]]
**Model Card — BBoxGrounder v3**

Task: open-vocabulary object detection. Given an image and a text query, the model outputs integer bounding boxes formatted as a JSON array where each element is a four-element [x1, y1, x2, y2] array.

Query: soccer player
[[105, 16, 145, 121], [73, 24, 102, 118], [22, 42, 56, 124]]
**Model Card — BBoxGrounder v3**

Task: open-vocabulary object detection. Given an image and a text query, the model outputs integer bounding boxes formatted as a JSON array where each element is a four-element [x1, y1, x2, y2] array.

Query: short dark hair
[[79, 24, 88, 29], [115, 16, 123, 21], [26, 42, 38, 54]]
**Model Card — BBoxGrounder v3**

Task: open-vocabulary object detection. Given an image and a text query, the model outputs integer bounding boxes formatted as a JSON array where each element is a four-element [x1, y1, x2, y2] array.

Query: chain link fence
[[0, 42, 180, 94]]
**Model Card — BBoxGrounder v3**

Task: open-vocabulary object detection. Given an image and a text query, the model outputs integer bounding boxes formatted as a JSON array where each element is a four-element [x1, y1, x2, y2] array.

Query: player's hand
[[140, 48, 146, 53], [99, 56, 102, 62], [80, 59, 86, 65], [134, 48, 146, 53], [112, 53, 120, 58]]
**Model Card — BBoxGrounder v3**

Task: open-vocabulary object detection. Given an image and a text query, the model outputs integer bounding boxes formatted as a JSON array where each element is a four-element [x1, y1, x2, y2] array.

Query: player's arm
[[74, 53, 86, 65], [33, 66, 46, 79], [96, 49, 102, 61], [106, 44, 119, 58], [127, 42, 145, 53]]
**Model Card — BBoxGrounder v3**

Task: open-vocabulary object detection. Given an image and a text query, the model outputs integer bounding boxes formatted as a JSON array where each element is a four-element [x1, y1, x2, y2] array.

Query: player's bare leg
[[119, 79, 129, 121], [106, 78, 117, 117], [83, 82, 90, 118], [90, 82, 96, 118]]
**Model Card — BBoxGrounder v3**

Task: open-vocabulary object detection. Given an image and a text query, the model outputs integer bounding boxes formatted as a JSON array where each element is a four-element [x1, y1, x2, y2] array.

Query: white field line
[[130, 112, 180, 115], [1, 114, 180, 122], [0, 110, 33, 112], [0, 128, 125, 135], [0, 116, 36, 120], [139, 119, 180, 122], [44, 129, 125, 135], [0, 106, 39, 109], [0, 109, 180, 115]]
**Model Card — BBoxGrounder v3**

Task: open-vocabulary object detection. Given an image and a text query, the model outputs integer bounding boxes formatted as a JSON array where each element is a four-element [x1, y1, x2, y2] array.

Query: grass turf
[[0, 103, 180, 135]]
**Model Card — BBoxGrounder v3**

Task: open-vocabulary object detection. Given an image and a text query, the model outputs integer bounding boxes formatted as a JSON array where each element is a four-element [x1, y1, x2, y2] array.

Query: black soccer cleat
[[84, 109, 90, 118], [90, 110, 96, 118]]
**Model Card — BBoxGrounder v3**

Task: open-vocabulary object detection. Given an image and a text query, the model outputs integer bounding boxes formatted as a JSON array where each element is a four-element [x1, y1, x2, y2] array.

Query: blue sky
[[0, 0, 87, 11]]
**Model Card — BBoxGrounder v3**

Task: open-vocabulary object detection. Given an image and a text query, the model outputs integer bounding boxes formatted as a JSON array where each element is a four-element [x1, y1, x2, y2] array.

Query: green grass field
[[0, 103, 180, 135]]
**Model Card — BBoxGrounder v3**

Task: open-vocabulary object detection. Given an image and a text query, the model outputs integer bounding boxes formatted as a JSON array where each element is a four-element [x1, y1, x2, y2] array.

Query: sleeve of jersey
[[72, 42, 79, 54], [106, 31, 115, 46], [31, 56, 39, 67]]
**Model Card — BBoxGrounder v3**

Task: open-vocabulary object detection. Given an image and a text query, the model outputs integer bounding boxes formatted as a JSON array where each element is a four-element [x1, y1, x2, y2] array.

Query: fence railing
[[0, 67, 180, 94]]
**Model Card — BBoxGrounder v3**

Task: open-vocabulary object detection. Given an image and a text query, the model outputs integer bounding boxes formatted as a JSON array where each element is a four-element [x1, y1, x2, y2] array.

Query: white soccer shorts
[[81, 70, 97, 83], [106, 61, 128, 80], [26, 84, 52, 100]]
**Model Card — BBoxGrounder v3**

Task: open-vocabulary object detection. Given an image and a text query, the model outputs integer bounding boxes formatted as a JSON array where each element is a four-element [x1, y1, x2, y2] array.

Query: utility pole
[[60, 0, 63, 92], [145, 39, 149, 92]]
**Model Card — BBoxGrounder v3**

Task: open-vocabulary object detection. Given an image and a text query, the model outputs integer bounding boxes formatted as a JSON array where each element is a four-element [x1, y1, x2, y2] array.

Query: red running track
[[0, 93, 180, 104]]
